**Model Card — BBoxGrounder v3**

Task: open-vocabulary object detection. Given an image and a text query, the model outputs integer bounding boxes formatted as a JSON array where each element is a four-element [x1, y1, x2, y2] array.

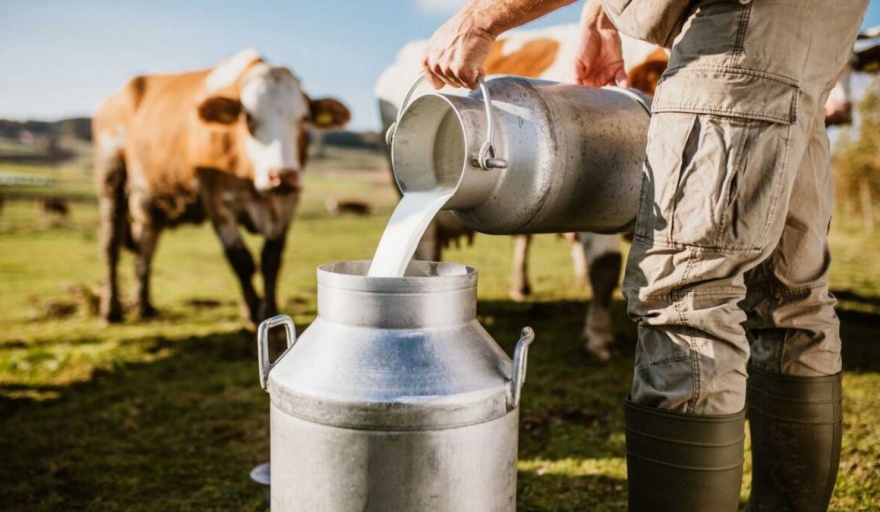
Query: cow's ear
[[197, 96, 243, 124], [309, 98, 350, 129]]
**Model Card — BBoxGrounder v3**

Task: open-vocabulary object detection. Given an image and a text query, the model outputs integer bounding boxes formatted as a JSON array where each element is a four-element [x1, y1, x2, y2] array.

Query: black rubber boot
[[625, 397, 745, 511], [746, 366, 843, 512]]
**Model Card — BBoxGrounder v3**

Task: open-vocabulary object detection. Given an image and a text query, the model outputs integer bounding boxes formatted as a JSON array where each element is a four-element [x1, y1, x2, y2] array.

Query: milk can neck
[[316, 261, 478, 329]]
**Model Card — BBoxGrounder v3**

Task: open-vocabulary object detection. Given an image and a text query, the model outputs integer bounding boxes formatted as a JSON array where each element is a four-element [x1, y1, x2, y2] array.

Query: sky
[[1, 0, 879, 132]]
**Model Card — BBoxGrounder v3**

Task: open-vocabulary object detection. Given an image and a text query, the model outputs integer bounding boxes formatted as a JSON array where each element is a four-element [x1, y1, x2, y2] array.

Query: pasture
[[1, 146, 879, 510]]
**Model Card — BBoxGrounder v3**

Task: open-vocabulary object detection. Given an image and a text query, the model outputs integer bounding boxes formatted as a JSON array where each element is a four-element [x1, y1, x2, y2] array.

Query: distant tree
[[55, 117, 92, 141], [0, 117, 92, 142], [833, 80, 880, 231]]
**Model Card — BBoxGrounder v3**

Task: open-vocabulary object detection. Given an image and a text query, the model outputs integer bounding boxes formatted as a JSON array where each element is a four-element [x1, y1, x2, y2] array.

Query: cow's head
[[197, 55, 350, 193]]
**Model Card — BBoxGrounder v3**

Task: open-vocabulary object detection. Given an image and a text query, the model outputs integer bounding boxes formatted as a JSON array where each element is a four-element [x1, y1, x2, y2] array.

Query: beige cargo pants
[[622, 0, 869, 415]]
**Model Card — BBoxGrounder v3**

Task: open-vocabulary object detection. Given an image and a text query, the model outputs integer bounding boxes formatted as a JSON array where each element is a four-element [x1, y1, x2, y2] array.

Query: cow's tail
[[92, 127, 135, 253]]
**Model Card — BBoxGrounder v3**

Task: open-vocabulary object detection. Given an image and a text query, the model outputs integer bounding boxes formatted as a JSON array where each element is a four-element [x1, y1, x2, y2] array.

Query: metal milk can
[[387, 75, 651, 235], [257, 260, 535, 511]]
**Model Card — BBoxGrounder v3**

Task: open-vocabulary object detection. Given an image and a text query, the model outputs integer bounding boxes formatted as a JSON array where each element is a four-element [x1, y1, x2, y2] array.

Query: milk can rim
[[391, 92, 470, 196], [317, 260, 477, 293]]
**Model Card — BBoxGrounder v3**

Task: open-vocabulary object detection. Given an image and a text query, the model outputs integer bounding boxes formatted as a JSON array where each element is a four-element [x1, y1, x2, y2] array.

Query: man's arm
[[422, 0, 577, 90], [573, 0, 629, 87]]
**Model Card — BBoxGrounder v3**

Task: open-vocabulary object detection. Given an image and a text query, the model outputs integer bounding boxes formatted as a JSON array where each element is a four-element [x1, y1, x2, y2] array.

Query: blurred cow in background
[[326, 197, 375, 216], [94, 49, 350, 327], [36, 196, 70, 226], [376, 24, 663, 360], [825, 26, 880, 126]]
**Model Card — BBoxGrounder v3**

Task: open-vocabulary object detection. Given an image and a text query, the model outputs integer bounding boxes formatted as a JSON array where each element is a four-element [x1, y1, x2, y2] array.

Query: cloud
[[416, 0, 469, 15]]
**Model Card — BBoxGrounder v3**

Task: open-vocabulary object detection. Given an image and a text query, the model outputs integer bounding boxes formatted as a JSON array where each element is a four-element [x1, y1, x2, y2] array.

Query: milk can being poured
[[386, 73, 652, 239], [368, 77, 503, 277]]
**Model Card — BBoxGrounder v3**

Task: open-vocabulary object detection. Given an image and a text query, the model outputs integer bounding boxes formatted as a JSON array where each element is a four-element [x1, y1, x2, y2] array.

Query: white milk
[[367, 190, 453, 277], [370, 104, 465, 277]]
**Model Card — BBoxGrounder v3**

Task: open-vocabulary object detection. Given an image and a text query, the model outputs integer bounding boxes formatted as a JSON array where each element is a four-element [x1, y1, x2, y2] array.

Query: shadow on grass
[[833, 288, 880, 308], [838, 307, 880, 373], [1, 297, 878, 511], [0, 329, 272, 511], [480, 299, 635, 466], [518, 472, 627, 511]]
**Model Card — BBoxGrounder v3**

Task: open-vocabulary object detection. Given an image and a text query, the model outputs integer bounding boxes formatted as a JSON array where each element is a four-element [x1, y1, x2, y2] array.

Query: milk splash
[[367, 190, 453, 277]]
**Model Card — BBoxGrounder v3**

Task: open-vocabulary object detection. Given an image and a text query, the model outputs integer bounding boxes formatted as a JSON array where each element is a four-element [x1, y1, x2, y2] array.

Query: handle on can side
[[507, 327, 535, 411], [385, 72, 508, 171], [257, 314, 297, 393]]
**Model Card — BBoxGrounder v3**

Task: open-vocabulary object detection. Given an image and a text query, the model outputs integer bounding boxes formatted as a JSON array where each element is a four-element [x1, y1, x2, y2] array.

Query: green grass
[[1, 149, 879, 510]]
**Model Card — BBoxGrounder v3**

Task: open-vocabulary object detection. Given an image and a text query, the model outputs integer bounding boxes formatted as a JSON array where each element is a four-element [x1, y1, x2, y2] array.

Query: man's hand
[[422, 0, 578, 90], [574, 0, 629, 87], [422, 14, 495, 90]]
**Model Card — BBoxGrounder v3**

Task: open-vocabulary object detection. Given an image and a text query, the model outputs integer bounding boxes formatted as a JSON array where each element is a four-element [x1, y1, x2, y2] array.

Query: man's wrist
[[581, 0, 604, 26], [461, 2, 503, 38], [463, 0, 578, 38], [582, 0, 616, 32]]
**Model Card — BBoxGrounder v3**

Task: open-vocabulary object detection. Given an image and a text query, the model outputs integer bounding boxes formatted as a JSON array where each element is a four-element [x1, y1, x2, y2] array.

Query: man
[[422, 0, 869, 510]]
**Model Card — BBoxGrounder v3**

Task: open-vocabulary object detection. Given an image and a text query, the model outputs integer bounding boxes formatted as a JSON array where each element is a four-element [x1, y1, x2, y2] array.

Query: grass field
[[1, 149, 879, 510]]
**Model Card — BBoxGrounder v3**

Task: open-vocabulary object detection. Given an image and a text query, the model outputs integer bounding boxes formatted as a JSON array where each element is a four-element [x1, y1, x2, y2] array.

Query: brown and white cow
[[376, 25, 663, 360], [94, 49, 349, 327]]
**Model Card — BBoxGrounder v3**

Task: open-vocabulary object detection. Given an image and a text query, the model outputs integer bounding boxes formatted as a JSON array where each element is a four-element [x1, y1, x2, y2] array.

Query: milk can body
[[389, 76, 651, 234], [258, 261, 534, 512]]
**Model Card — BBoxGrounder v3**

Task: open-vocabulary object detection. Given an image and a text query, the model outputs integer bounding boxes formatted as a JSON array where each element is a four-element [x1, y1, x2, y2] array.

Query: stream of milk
[[367, 190, 454, 277]]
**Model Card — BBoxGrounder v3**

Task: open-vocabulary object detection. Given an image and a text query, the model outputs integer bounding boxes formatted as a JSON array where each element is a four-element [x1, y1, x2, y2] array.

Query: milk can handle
[[257, 314, 298, 393], [507, 327, 535, 411], [385, 72, 507, 170]]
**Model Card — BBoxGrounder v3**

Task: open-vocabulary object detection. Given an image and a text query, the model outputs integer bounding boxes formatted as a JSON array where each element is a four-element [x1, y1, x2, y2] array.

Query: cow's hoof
[[583, 332, 614, 362], [100, 301, 124, 325], [100, 315, 123, 326], [584, 343, 613, 362], [100, 314, 124, 327], [239, 301, 261, 331], [241, 319, 258, 333], [138, 304, 159, 319], [509, 285, 532, 302], [258, 303, 278, 323]]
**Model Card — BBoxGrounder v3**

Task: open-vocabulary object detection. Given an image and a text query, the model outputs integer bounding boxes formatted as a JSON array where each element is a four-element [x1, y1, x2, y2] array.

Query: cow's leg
[[581, 234, 622, 361], [509, 234, 532, 301], [131, 219, 161, 319], [259, 233, 288, 322], [98, 194, 125, 323], [213, 218, 261, 327], [414, 220, 441, 262], [565, 233, 588, 284], [96, 157, 127, 323]]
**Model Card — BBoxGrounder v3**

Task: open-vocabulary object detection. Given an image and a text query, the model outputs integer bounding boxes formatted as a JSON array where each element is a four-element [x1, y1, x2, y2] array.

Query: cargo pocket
[[601, 0, 753, 49], [637, 68, 798, 252]]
